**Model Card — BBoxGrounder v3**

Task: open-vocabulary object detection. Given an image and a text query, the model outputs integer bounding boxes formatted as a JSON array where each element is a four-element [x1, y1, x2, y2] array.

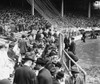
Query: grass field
[[76, 37, 100, 84]]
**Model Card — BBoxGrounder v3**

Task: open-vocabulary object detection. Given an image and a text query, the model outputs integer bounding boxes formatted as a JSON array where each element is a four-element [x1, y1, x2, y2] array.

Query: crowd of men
[[0, 27, 82, 84], [0, 8, 84, 84]]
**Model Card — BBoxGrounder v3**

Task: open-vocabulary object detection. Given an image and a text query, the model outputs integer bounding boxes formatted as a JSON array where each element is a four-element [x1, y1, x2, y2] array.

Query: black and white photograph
[[0, 0, 100, 84]]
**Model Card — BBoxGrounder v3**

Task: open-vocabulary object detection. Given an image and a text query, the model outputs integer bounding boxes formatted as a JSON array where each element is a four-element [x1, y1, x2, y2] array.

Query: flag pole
[[32, 0, 35, 15], [61, 0, 64, 17]]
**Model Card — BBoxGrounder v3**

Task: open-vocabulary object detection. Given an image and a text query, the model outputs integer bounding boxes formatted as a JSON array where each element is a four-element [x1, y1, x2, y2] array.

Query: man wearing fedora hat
[[36, 58, 53, 84], [13, 56, 37, 84]]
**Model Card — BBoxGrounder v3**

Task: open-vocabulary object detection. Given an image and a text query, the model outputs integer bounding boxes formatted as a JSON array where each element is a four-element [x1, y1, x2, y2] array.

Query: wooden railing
[[63, 50, 87, 83], [59, 33, 86, 84]]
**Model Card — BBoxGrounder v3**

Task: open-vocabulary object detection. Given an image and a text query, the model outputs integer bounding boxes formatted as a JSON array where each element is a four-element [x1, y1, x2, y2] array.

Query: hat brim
[[35, 58, 46, 66], [71, 70, 79, 73], [35, 61, 45, 66], [23, 58, 35, 62]]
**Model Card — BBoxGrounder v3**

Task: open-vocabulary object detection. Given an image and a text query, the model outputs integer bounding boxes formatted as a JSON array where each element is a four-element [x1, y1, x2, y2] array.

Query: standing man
[[13, 56, 37, 84], [36, 58, 53, 84], [69, 37, 76, 55], [64, 35, 70, 50], [18, 35, 27, 57]]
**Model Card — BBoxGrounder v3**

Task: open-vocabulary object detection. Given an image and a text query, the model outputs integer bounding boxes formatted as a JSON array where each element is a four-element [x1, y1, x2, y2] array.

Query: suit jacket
[[64, 37, 70, 49], [13, 65, 37, 84], [37, 68, 53, 84], [69, 41, 76, 55]]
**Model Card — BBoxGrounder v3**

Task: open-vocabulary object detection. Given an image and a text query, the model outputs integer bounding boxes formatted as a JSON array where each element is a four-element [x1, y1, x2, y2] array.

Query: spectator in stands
[[18, 35, 27, 57], [53, 71, 64, 84], [7, 42, 16, 61], [9, 33, 16, 41], [53, 31, 58, 38], [45, 61, 56, 76], [42, 28, 48, 38], [54, 62, 62, 72], [35, 30, 41, 42], [48, 29, 52, 37], [36, 58, 53, 84], [13, 56, 37, 84]]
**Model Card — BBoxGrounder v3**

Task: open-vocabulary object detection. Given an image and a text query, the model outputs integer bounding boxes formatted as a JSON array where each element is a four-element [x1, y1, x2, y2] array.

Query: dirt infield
[[76, 38, 100, 84]]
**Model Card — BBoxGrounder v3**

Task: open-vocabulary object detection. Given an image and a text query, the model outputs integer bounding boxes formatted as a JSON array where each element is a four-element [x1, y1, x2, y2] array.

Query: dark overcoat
[[18, 39, 27, 55], [37, 68, 53, 84], [13, 65, 37, 84], [69, 41, 76, 55]]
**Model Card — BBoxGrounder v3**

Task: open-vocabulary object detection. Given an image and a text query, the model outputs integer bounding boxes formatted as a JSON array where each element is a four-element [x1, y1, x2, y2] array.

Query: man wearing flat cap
[[36, 58, 53, 84], [13, 56, 37, 84], [69, 67, 84, 84]]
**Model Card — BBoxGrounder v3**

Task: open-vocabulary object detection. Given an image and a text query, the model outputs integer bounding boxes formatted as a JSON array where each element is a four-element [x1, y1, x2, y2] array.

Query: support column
[[59, 33, 64, 58], [88, 1, 91, 18], [32, 0, 35, 15], [61, 0, 64, 17]]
